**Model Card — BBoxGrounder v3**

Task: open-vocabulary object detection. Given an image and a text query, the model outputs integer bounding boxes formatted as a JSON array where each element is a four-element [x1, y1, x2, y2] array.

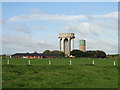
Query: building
[[58, 33, 75, 56], [11, 52, 58, 59], [79, 39, 86, 52]]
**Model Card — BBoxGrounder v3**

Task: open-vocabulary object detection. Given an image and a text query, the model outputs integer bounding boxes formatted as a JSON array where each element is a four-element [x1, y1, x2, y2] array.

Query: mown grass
[[2, 57, 118, 88]]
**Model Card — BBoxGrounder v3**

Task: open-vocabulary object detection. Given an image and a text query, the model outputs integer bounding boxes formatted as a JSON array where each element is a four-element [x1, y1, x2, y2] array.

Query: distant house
[[11, 52, 58, 59]]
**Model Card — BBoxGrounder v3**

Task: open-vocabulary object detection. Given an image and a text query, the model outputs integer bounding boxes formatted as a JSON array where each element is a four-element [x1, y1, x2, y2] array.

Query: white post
[[93, 60, 94, 65], [70, 60, 71, 65], [49, 60, 51, 65], [10, 55, 11, 58], [114, 61, 115, 66], [28, 60, 30, 65], [7, 60, 9, 65]]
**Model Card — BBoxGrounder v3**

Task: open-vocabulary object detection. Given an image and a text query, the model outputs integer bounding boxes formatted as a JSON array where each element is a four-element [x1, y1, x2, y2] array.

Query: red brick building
[[11, 52, 58, 59]]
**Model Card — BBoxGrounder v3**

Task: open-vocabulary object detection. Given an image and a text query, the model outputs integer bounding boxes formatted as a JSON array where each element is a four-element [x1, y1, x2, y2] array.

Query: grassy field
[[2, 57, 118, 88]]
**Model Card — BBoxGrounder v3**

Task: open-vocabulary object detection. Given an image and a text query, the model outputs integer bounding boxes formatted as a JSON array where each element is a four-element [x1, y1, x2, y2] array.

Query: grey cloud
[[24, 8, 44, 14], [34, 26, 41, 30], [73, 37, 118, 54], [4, 11, 118, 54], [7, 14, 87, 22], [2, 34, 56, 54], [63, 22, 100, 37], [86, 38, 118, 54], [62, 21, 117, 54], [92, 11, 118, 19], [0, 20, 8, 24], [7, 11, 118, 23], [31, 8, 43, 14], [9, 23, 30, 34]]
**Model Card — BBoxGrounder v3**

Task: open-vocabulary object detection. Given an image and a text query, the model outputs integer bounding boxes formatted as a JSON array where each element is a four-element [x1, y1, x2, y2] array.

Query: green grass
[[2, 57, 118, 88]]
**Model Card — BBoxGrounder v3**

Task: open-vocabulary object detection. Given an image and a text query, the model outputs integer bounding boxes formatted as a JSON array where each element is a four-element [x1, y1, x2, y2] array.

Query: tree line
[[43, 49, 106, 58], [43, 50, 65, 58], [70, 50, 106, 58]]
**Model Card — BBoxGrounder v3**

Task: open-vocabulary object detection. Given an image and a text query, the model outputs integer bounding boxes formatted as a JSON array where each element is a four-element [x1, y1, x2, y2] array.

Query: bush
[[50, 50, 65, 57], [85, 51, 96, 58], [43, 50, 50, 54], [85, 50, 106, 58], [95, 50, 106, 58], [70, 49, 85, 57]]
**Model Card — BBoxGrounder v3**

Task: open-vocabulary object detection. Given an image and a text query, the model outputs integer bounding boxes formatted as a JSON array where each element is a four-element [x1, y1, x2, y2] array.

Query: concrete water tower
[[58, 33, 75, 56], [79, 39, 86, 52]]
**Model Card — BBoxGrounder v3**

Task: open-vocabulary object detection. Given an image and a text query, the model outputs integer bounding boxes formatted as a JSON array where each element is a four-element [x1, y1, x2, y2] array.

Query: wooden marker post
[[49, 60, 51, 65], [7, 60, 9, 65], [114, 61, 115, 66], [28, 60, 30, 65], [93, 60, 94, 65], [70, 60, 71, 65]]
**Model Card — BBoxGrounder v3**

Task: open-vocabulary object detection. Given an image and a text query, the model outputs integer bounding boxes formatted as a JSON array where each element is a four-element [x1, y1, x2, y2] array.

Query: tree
[[85, 51, 96, 58], [70, 49, 85, 57], [95, 50, 106, 58], [85, 50, 106, 58], [43, 50, 50, 54], [50, 50, 65, 57]]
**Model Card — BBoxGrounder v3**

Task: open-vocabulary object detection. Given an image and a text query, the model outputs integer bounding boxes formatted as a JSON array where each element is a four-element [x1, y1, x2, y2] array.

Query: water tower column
[[72, 38, 74, 50], [59, 38, 61, 51], [62, 38, 65, 52], [68, 38, 71, 56]]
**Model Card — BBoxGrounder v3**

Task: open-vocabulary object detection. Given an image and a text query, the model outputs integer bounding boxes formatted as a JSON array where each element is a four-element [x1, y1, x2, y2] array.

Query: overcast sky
[[2, 2, 118, 55]]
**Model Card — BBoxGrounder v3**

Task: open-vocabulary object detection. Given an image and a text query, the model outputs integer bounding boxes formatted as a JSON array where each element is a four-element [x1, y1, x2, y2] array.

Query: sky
[[2, 2, 118, 55]]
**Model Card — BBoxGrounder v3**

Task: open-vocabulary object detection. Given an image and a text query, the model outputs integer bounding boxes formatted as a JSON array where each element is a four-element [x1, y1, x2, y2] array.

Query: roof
[[11, 53, 58, 56]]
